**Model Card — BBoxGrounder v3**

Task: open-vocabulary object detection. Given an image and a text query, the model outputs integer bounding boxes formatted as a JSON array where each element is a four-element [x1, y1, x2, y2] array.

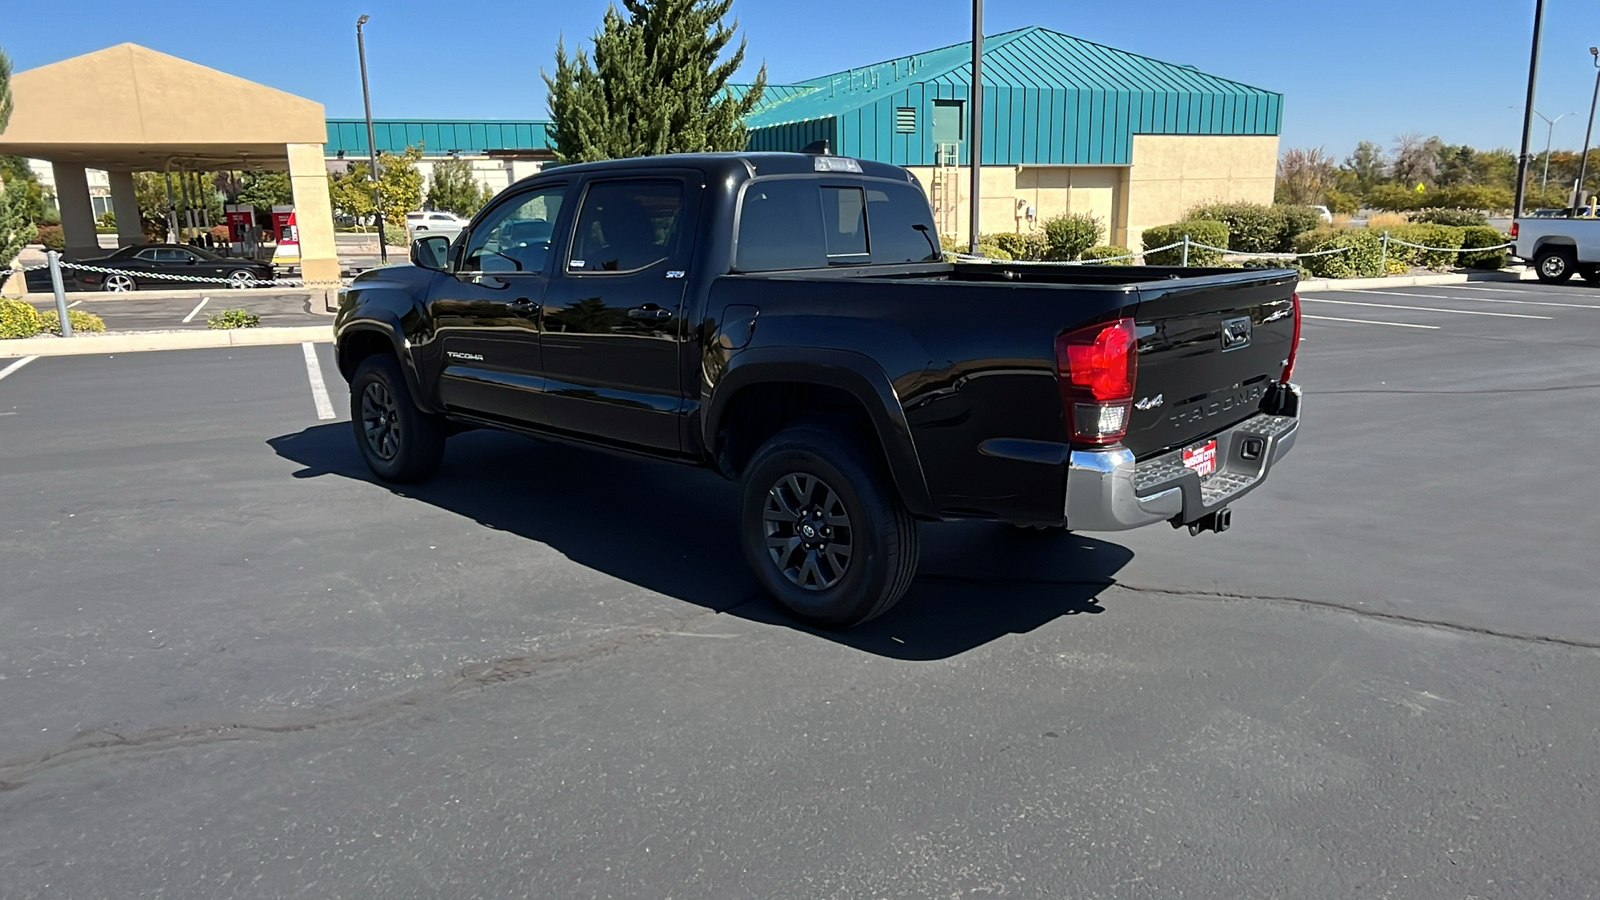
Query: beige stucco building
[[0, 43, 339, 285]]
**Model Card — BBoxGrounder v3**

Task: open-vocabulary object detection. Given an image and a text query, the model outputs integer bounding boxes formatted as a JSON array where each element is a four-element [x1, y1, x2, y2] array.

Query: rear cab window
[[735, 176, 940, 272]]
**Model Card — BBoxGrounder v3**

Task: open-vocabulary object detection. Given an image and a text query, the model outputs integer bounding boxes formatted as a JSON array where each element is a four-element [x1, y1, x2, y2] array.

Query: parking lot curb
[[0, 325, 333, 359], [1297, 269, 1535, 293]]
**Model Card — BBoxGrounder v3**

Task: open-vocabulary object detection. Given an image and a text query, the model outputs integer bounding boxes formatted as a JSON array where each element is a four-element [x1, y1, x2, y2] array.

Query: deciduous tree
[[544, 0, 766, 162], [1276, 147, 1335, 206], [426, 156, 491, 216]]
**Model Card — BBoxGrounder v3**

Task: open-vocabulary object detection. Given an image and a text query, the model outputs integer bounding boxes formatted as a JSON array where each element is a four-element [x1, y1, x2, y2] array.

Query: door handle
[[507, 298, 540, 316], [627, 305, 673, 321]]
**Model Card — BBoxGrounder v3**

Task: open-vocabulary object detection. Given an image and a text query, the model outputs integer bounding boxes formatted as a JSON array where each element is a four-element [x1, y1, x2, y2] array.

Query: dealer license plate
[[1182, 439, 1218, 479]]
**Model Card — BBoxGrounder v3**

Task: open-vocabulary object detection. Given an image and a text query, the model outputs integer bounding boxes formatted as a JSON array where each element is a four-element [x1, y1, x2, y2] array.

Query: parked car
[[335, 152, 1302, 628], [71, 244, 274, 291], [1512, 215, 1600, 283], [405, 210, 468, 242]]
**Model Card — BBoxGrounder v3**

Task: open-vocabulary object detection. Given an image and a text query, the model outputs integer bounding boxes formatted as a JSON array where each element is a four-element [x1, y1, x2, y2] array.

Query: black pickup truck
[[334, 152, 1302, 628]]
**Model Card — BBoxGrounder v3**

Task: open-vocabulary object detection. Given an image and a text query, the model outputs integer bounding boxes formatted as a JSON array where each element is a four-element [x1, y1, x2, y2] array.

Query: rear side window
[[736, 180, 826, 271], [568, 179, 685, 273], [735, 177, 940, 272]]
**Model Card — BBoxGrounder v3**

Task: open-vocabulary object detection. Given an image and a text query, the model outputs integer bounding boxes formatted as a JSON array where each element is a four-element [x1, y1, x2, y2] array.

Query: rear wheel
[[226, 269, 258, 289], [739, 426, 919, 629], [102, 273, 136, 292], [350, 354, 446, 483], [1534, 247, 1576, 283]]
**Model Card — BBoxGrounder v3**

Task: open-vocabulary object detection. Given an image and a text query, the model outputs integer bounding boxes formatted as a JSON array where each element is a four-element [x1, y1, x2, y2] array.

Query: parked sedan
[[72, 245, 275, 292]]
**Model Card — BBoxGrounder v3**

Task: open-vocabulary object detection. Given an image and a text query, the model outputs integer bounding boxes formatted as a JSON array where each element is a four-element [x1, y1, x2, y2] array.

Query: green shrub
[[1080, 245, 1134, 264], [1300, 229, 1385, 279], [1459, 225, 1511, 270], [1410, 207, 1488, 227], [36, 224, 65, 252], [1187, 202, 1280, 253], [1141, 221, 1230, 266], [0, 298, 43, 339], [98, 210, 116, 228], [1429, 184, 1513, 213], [940, 234, 1012, 260], [1274, 205, 1325, 251], [207, 308, 261, 329], [37, 308, 107, 334], [1364, 184, 1425, 212], [1390, 224, 1464, 269], [987, 231, 1048, 261], [1326, 189, 1360, 216], [1042, 212, 1103, 260]]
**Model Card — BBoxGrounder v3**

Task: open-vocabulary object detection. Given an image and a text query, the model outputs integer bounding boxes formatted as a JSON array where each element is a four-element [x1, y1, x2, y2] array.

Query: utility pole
[[1572, 46, 1600, 218], [1513, 0, 1545, 219], [967, 0, 983, 255], [356, 14, 389, 263]]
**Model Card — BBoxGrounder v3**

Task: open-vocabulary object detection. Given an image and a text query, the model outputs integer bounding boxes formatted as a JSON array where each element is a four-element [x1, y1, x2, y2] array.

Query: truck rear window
[[736, 178, 940, 271]]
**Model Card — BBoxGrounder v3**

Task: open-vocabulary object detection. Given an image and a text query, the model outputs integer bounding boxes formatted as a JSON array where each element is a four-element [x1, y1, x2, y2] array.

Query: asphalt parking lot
[[26, 291, 329, 331], [2, 280, 1598, 897]]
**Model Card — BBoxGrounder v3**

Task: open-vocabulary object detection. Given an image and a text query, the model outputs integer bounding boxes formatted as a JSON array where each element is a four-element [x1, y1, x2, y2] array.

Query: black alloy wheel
[[763, 473, 855, 591], [740, 425, 919, 629], [349, 354, 446, 483]]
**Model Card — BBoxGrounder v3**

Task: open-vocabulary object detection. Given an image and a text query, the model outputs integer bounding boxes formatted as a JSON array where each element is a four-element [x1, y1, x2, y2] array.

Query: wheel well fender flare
[[335, 316, 434, 412], [705, 347, 936, 517]]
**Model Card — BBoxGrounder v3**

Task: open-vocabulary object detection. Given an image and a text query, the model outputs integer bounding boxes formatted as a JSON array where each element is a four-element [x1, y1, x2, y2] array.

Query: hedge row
[[1185, 202, 1323, 254], [1290, 224, 1509, 277], [1141, 221, 1230, 266], [0, 299, 106, 338]]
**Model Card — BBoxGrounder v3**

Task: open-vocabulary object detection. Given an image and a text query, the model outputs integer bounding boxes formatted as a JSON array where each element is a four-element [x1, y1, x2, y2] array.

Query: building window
[[895, 107, 916, 133]]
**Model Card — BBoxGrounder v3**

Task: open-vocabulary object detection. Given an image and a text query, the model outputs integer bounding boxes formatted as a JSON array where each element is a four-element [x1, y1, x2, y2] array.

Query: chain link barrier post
[[1180, 233, 1191, 267], [47, 251, 73, 338], [1379, 231, 1389, 276]]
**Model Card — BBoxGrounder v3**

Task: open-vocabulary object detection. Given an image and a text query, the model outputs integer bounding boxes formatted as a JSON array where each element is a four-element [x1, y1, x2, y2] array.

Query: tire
[[102, 272, 136, 292], [349, 354, 446, 483], [1534, 247, 1576, 284], [739, 425, 919, 629], [226, 269, 258, 289]]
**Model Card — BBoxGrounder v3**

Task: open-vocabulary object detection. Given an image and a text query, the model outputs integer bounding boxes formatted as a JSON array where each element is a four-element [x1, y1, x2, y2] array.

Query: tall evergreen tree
[[1, 45, 39, 269], [0, 47, 13, 133], [543, 0, 766, 162]]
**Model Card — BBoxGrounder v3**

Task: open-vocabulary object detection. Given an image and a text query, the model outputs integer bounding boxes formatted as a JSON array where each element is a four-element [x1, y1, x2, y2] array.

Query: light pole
[[1529, 109, 1574, 196], [967, 0, 983, 255], [1573, 46, 1600, 218], [356, 14, 388, 263], [1513, 0, 1546, 218]]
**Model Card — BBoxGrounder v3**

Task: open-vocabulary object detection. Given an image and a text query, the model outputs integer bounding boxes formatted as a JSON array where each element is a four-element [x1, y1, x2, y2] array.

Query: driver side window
[[462, 185, 566, 274]]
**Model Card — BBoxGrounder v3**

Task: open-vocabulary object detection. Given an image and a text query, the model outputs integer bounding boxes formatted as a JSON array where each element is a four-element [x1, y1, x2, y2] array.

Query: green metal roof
[[324, 118, 554, 157], [745, 26, 1282, 166]]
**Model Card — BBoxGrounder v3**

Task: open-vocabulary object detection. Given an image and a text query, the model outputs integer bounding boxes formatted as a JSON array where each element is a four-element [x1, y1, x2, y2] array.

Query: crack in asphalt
[[921, 573, 1600, 651], [1313, 383, 1600, 396], [0, 608, 720, 791]]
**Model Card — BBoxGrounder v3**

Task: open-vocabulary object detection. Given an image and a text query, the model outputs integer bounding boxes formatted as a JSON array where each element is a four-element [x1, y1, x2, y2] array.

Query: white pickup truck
[[1513, 216, 1600, 284]]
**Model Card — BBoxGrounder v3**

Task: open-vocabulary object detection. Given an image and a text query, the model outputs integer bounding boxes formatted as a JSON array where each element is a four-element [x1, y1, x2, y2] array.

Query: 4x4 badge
[[1135, 394, 1164, 410]]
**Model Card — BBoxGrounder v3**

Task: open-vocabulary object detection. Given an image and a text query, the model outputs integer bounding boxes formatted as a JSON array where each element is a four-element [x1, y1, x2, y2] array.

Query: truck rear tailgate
[[1123, 273, 1297, 459]]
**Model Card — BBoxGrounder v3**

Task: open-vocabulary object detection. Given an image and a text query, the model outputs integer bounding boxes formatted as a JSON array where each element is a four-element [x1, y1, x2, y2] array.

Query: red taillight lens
[[1281, 292, 1301, 382], [1510, 221, 1519, 239], [1055, 317, 1138, 445]]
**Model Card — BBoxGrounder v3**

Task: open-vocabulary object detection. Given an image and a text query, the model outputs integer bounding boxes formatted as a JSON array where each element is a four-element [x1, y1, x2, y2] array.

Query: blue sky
[[6, 0, 1600, 161]]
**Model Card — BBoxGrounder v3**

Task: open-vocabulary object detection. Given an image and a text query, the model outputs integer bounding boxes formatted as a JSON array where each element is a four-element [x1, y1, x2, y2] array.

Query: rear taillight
[[1510, 221, 1519, 239], [1282, 292, 1301, 382], [1055, 317, 1138, 445]]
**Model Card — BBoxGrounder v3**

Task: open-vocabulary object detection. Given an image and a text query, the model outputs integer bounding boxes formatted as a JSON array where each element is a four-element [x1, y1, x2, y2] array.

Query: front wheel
[[1534, 247, 1576, 283], [102, 273, 136, 292], [226, 269, 259, 289], [739, 426, 919, 629], [350, 354, 446, 483]]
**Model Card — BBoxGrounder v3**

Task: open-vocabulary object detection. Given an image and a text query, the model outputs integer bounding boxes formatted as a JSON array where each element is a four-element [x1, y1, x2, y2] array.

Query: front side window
[[567, 180, 685, 273], [462, 185, 566, 274]]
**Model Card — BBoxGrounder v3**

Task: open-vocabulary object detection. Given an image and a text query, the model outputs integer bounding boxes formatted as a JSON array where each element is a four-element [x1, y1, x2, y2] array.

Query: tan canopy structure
[[0, 43, 338, 283]]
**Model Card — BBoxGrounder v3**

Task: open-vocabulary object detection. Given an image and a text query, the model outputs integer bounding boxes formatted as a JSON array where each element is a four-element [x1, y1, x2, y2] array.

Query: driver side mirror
[[411, 235, 451, 271]]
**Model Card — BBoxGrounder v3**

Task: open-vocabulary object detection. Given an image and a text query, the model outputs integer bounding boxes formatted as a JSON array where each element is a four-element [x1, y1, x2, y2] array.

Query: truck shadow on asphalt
[[269, 424, 1133, 661]]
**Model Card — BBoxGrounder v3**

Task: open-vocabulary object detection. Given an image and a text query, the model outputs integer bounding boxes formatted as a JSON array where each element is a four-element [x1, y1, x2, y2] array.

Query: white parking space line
[[1336, 288, 1599, 310], [1300, 297, 1551, 320], [1453, 284, 1600, 298], [0, 356, 40, 382], [301, 342, 337, 420], [67, 299, 83, 308], [181, 296, 210, 324], [1302, 314, 1440, 330]]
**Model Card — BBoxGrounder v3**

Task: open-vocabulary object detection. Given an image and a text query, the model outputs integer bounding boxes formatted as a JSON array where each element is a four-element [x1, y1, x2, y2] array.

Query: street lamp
[[1573, 47, 1600, 218], [356, 14, 389, 262], [1529, 109, 1575, 196]]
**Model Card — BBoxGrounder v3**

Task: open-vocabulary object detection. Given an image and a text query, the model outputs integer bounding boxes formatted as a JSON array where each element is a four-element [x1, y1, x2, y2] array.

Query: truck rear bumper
[[1065, 384, 1300, 532]]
